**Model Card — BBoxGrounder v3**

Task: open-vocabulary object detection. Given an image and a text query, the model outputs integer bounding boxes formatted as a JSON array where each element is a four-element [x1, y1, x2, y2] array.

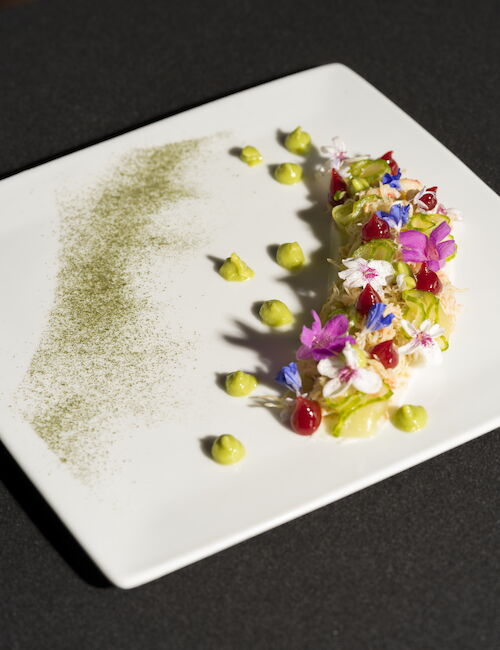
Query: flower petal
[[430, 221, 451, 244], [370, 260, 394, 278], [427, 323, 445, 338], [322, 377, 347, 398], [317, 356, 344, 379], [420, 341, 443, 366], [402, 249, 427, 263], [436, 239, 456, 260], [352, 368, 382, 394], [342, 343, 358, 369], [427, 259, 441, 271], [399, 229, 427, 252], [341, 257, 365, 269], [398, 340, 420, 355], [323, 313, 349, 338], [295, 344, 312, 360], [275, 362, 302, 393], [400, 319, 418, 337]]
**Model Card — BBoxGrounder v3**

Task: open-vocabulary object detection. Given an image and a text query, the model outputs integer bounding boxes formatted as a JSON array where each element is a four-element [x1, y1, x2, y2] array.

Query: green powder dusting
[[16, 137, 210, 482]]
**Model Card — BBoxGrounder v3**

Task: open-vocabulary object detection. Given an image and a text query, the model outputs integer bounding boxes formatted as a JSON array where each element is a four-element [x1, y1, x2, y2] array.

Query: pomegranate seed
[[361, 214, 391, 242], [415, 263, 442, 294], [380, 150, 399, 176], [329, 169, 348, 206], [356, 284, 381, 315], [418, 186, 438, 211], [291, 396, 322, 435], [371, 339, 399, 369]]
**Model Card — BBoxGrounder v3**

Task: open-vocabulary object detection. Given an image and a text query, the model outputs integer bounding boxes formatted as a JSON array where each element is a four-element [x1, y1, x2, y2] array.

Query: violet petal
[[437, 239, 456, 260], [430, 221, 451, 244]]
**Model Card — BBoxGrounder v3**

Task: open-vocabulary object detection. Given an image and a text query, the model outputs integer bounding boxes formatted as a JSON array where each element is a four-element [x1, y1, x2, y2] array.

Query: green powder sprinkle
[[16, 136, 211, 482]]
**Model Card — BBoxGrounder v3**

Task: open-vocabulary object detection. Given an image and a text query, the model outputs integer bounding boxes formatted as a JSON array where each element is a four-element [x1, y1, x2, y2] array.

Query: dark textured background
[[1, 1, 499, 648]]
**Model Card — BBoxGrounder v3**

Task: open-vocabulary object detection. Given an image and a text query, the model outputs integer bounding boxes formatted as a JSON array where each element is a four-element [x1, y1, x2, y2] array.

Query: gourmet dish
[[217, 131, 461, 464], [275, 138, 460, 438]]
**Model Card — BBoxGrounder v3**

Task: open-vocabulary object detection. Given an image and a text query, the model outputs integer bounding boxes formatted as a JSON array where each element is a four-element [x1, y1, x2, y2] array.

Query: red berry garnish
[[418, 186, 438, 211], [380, 150, 399, 176], [415, 263, 442, 294], [356, 283, 381, 315], [361, 214, 391, 242], [329, 168, 348, 206], [291, 396, 322, 436], [371, 339, 399, 369]]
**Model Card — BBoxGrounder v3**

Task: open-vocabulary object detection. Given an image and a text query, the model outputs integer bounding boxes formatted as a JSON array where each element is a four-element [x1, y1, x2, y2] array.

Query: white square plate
[[0, 64, 498, 588]]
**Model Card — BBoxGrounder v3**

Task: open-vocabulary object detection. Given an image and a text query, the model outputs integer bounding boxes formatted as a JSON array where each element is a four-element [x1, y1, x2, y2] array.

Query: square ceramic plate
[[0, 64, 498, 588]]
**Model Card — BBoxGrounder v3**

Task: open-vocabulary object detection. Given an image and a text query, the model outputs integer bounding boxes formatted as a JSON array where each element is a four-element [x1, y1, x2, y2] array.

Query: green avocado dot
[[274, 163, 302, 185], [284, 127, 311, 155], [225, 371, 258, 397], [211, 434, 246, 465], [240, 145, 263, 167], [392, 404, 428, 432], [276, 242, 305, 271], [219, 252, 254, 282], [259, 299, 294, 328]]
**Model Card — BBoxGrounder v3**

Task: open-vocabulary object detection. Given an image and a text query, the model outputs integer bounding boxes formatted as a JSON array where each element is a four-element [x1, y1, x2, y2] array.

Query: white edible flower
[[398, 319, 445, 365], [338, 257, 394, 295], [318, 137, 367, 173], [318, 343, 382, 398]]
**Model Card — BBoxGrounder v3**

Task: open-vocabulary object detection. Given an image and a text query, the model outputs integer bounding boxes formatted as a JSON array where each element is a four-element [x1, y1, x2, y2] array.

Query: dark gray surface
[[0, 1, 499, 648]]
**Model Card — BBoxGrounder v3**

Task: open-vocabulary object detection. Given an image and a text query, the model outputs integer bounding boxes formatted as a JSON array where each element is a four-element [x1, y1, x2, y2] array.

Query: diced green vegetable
[[402, 289, 439, 325], [393, 261, 413, 276], [349, 177, 370, 193], [352, 238, 398, 261], [324, 384, 393, 438], [406, 212, 450, 236], [331, 201, 354, 229], [349, 159, 391, 185]]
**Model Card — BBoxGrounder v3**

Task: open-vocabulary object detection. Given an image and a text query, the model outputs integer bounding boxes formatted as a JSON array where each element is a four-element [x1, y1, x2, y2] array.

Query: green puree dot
[[276, 241, 305, 271], [219, 253, 254, 282], [259, 300, 294, 327], [225, 371, 258, 397], [284, 126, 311, 155], [211, 434, 246, 465], [274, 163, 302, 185], [240, 146, 263, 167], [392, 404, 428, 432]]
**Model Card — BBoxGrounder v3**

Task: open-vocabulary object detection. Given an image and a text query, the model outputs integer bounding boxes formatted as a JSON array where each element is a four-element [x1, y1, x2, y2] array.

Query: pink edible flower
[[296, 311, 355, 361], [399, 222, 456, 271]]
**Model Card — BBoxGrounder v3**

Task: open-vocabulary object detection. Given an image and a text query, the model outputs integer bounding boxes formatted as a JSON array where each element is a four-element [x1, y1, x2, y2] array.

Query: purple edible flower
[[275, 362, 302, 394], [399, 221, 456, 271], [376, 203, 410, 229], [296, 311, 355, 361], [381, 168, 402, 190], [366, 303, 395, 331]]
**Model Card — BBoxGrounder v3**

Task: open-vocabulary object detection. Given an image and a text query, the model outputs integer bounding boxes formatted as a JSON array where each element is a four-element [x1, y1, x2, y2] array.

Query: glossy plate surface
[[0, 64, 497, 588]]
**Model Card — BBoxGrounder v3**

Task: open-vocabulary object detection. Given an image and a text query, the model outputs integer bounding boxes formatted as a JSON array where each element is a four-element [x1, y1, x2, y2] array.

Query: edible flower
[[399, 222, 456, 271], [275, 361, 302, 394], [320, 137, 348, 171], [317, 343, 382, 398], [296, 311, 355, 361], [319, 137, 367, 173], [381, 168, 402, 190], [376, 203, 410, 230], [437, 203, 463, 221], [338, 257, 394, 295], [366, 303, 395, 331], [398, 319, 445, 365]]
